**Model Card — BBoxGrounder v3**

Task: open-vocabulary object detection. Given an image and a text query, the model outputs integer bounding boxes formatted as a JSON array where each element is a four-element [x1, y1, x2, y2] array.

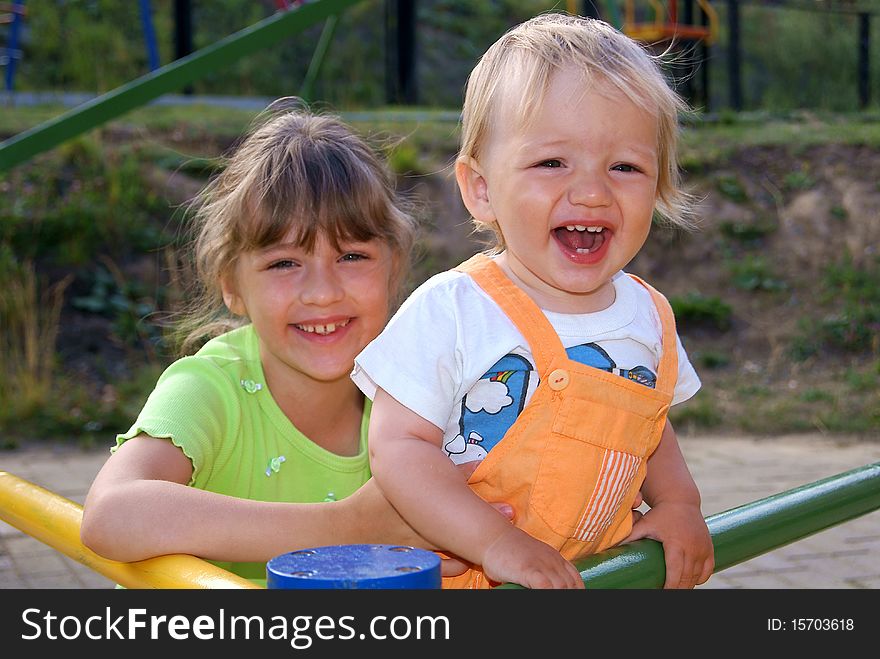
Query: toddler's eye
[[537, 159, 562, 168], [612, 163, 640, 173], [340, 252, 368, 263]]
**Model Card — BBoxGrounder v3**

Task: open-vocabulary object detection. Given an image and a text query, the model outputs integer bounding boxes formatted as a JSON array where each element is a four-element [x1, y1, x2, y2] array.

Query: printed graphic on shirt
[[566, 343, 657, 389], [443, 343, 656, 464]]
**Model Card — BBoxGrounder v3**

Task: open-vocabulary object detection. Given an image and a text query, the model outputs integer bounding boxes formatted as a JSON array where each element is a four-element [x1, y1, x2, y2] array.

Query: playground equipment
[[1, 462, 877, 588], [0, 0, 361, 171], [267, 545, 442, 589], [0, 0, 25, 93], [139, 0, 161, 72], [622, 0, 719, 45], [0, 470, 259, 589], [2, 1, 164, 92]]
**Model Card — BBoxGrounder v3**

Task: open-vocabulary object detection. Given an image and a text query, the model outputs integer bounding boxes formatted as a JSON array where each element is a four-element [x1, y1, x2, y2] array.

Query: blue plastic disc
[[266, 544, 441, 589]]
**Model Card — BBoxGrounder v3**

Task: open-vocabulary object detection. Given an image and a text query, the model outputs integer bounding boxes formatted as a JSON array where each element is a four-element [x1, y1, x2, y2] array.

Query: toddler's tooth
[[575, 225, 586, 231], [565, 225, 575, 231], [326, 323, 336, 333]]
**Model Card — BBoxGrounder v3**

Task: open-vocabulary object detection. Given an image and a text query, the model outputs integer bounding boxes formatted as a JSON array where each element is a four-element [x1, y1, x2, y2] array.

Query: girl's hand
[[481, 526, 584, 589], [622, 500, 714, 589]]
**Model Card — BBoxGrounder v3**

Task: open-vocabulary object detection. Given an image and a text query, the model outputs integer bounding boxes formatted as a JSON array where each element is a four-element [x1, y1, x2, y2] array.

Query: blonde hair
[[175, 99, 415, 354], [459, 13, 693, 248]]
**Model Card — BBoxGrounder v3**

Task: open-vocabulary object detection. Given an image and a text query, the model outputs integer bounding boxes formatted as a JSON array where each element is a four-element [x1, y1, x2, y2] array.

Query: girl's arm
[[80, 434, 431, 563], [623, 419, 715, 588], [368, 387, 583, 588]]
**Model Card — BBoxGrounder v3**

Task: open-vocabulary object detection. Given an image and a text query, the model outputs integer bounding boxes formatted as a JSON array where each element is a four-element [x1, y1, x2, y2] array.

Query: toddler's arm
[[623, 420, 714, 588], [368, 387, 583, 589]]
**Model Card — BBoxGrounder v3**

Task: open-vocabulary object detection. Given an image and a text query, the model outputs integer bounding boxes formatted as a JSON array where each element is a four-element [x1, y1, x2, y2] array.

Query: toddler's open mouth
[[553, 224, 607, 254]]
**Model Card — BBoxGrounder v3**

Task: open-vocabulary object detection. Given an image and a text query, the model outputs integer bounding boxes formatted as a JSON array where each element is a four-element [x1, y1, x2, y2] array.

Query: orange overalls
[[442, 254, 679, 589]]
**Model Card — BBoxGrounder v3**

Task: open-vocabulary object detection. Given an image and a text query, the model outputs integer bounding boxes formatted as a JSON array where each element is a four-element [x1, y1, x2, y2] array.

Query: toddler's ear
[[455, 157, 494, 224]]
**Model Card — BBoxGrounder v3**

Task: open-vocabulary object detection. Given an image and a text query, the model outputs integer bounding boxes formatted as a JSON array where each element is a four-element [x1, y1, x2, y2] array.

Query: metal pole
[[386, 0, 417, 105], [682, 0, 695, 105], [3, 0, 25, 93], [174, 0, 193, 94], [701, 2, 710, 111], [581, 1, 601, 20], [384, 0, 395, 104], [139, 0, 161, 71], [300, 15, 339, 102], [397, 0, 417, 105], [498, 461, 880, 588], [858, 12, 870, 109], [0, 471, 259, 589], [727, 0, 742, 111], [174, 0, 193, 61]]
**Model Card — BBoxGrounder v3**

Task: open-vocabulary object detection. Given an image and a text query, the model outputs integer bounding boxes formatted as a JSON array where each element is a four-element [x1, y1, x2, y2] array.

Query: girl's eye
[[537, 159, 562, 168], [340, 252, 368, 263], [268, 259, 298, 270], [612, 163, 640, 173]]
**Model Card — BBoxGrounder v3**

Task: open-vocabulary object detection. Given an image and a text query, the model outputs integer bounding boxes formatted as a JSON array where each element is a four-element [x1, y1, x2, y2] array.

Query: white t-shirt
[[352, 267, 701, 465]]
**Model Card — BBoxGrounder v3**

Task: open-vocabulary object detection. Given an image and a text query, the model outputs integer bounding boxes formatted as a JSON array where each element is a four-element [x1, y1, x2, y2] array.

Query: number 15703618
[[768, 618, 854, 631]]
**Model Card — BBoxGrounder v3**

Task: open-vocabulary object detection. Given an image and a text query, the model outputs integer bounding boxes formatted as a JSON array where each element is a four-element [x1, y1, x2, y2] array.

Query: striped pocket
[[575, 450, 641, 541]]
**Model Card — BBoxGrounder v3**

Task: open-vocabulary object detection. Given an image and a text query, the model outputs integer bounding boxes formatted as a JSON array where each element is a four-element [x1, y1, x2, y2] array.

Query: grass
[[680, 111, 880, 163], [669, 293, 733, 332], [676, 359, 880, 437], [791, 256, 880, 359], [0, 255, 72, 444]]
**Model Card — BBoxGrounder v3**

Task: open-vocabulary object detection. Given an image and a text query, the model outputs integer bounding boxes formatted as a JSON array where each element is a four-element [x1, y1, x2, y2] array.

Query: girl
[[80, 100, 475, 584]]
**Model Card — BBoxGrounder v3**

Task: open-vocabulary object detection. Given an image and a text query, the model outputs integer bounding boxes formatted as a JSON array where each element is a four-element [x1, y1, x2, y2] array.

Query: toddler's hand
[[481, 527, 584, 589], [623, 500, 714, 589]]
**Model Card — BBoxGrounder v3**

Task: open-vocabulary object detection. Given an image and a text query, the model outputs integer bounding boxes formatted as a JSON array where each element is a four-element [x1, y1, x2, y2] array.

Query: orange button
[[547, 368, 570, 391]]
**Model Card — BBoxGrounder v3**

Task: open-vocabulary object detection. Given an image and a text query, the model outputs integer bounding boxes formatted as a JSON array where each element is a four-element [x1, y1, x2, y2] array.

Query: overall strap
[[455, 254, 565, 376], [626, 274, 679, 398]]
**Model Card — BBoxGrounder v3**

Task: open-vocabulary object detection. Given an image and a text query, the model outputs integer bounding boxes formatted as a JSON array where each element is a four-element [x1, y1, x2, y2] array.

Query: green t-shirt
[[116, 324, 372, 584]]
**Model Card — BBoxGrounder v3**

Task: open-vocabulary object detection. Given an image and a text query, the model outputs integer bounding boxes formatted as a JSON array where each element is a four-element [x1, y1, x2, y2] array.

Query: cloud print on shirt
[[464, 378, 513, 414]]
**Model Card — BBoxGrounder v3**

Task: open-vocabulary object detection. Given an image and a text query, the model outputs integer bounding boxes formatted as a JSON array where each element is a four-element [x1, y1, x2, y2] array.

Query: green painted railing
[[499, 461, 880, 588], [0, 0, 361, 172]]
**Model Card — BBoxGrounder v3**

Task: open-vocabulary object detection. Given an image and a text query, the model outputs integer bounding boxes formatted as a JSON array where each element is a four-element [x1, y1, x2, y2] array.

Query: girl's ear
[[221, 272, 246, 316], [455, 156, 494, 225]]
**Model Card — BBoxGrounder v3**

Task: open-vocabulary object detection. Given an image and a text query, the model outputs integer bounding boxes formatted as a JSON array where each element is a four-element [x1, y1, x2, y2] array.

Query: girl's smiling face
[[456, 67, 660, 313], [223, 232, 394, 390]]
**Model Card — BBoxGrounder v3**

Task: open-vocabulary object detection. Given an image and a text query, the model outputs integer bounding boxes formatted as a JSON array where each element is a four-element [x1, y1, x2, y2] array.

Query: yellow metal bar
[[0, 471, 260, 589], [697, 0, 720, 44]]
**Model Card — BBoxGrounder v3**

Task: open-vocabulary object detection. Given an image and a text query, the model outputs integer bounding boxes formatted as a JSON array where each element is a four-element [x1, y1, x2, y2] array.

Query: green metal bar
[[497, 461, 880, 589], [300, 15, 339, 102], [0, 0, 362, 172]]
